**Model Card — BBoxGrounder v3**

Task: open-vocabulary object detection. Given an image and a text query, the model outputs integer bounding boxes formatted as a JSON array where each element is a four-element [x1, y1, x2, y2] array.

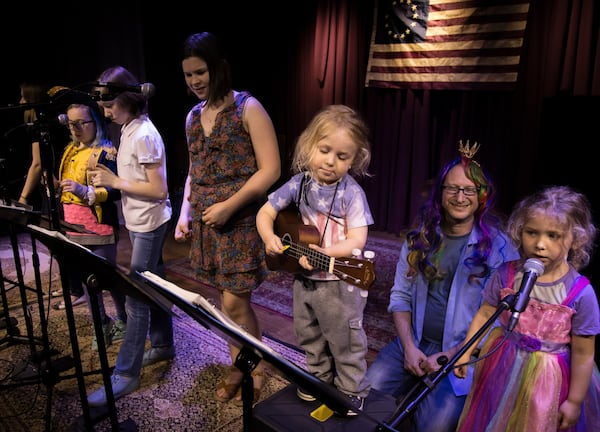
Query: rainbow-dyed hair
[[405, 154, 500, 282]]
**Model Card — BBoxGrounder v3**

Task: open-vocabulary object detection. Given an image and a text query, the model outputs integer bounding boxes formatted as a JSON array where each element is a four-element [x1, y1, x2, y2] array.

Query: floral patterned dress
[[185, 91, 267, 293]]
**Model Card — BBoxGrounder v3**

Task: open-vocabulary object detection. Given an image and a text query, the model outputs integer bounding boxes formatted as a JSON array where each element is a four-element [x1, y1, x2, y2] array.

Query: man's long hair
[[405, 156, 502, 283]]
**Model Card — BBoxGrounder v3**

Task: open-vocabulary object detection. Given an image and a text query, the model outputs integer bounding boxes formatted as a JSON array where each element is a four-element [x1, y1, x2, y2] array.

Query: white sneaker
[[296, 387, 316, 402], [345, 394, 364, 416]]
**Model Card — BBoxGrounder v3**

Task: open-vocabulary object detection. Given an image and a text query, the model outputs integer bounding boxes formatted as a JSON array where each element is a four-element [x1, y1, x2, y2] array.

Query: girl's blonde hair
[[507, 185, 598, 270], [291, 104, 371, 178]]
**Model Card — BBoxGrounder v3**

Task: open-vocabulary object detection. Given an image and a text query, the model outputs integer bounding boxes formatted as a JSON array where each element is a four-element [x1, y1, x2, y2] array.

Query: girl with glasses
[[53, 102, 127, 350]]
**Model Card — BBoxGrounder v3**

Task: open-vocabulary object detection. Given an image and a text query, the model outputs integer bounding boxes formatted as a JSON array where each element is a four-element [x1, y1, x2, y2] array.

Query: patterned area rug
[[167, 234, 403, 354], [0, 235, 306, 432]]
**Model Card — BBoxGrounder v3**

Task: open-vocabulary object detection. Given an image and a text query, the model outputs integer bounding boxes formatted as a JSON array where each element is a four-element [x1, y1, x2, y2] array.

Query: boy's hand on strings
[[299, 243, 324, 271]]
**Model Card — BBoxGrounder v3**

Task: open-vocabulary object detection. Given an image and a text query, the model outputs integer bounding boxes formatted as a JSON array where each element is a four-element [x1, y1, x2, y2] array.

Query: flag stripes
[[365, 0, 531, 90]]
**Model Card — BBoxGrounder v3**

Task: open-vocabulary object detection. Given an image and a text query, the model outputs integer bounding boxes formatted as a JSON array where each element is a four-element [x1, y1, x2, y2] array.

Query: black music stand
[[26, 223, 167, 431], [0, 204, 104, 430], [0, 202, 42, 351], [138, 271, 399, 432], [0, 203, 94, 353]]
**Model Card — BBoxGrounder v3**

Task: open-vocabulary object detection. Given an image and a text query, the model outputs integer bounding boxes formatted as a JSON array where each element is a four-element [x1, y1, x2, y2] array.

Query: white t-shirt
[[117, 115, 172, 232]]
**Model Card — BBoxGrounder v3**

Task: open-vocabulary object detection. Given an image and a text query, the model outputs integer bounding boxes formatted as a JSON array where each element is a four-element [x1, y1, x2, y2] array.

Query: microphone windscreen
[[523, 258, 544, 276], [57, 114, 69, 126], [140, 83, 156, 98]]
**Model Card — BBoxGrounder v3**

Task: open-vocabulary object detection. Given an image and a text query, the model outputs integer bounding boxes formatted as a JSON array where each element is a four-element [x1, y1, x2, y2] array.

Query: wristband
[[86, 186, 96, 205]]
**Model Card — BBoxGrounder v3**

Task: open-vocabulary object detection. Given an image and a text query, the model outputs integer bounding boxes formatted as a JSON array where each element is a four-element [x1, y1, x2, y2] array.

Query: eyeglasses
[[442, 185, 480, 196], [67, 120, 94, 130]]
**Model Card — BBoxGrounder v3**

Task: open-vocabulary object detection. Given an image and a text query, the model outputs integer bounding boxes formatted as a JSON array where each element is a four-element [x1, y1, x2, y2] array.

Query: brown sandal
[[214, 366, 243, 403], [232, 369, 266, 407]]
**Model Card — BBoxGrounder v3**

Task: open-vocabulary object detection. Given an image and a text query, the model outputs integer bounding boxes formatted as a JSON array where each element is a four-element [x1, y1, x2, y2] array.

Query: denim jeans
[[365, 337, 466, 432], [114, 222, 173, 379], [69, 243, 127, 323]]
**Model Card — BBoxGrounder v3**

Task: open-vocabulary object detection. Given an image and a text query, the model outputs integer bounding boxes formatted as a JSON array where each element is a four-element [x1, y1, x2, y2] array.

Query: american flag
[[365, 0, 531, 90]]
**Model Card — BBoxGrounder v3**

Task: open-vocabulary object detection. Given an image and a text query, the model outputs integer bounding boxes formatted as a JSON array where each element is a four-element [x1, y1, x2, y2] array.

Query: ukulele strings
[[281, 239, 366, 286], [283, 240, 330, 269], [283, 239, 364, 272]]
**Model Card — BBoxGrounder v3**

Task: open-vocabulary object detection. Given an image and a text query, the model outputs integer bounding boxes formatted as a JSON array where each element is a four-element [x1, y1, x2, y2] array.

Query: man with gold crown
[[363, 141, 519, 432]]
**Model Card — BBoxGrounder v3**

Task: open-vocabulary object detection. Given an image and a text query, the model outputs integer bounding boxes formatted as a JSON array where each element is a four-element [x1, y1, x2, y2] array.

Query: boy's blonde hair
[[291, 104, 371, 178]]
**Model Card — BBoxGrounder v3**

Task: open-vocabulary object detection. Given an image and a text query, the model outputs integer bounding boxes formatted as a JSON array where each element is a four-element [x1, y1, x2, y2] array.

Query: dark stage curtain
[[298, 0, 600, 368], [280, 0, 374, 171], [282, 0, 600, 281]]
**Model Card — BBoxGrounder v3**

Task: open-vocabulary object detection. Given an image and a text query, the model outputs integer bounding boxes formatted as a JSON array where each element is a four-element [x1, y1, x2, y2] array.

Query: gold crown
[[458, 140, 480, 159]]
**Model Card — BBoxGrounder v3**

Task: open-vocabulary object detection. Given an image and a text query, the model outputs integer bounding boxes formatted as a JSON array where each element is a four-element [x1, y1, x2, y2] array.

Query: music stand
[[26, 223, 165, 431], [138, 271, 399, 432], [0, 202, 42, 351], [0, 202, 95, 352]]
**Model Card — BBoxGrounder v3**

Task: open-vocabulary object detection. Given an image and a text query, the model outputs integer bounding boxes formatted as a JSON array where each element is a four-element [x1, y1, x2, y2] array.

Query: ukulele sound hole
[[281, 233, 292, 245]]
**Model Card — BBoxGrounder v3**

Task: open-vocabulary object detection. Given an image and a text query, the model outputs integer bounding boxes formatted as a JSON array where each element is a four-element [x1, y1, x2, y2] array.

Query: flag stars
[[384, 1, 420, 42]]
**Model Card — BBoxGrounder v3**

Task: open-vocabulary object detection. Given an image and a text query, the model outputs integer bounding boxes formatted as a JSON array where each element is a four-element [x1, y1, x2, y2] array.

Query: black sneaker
[[296, 387, 317, 402], [345, 394, 364, 416]]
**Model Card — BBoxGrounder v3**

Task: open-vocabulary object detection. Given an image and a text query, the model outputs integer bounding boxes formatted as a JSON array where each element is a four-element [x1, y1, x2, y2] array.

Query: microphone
[[48, 85, 95, 99], [16, 113, 69, 131], [47, 85, 105, 103], [94, 82, 156, 98], [507, 258, 544, 331], [57, 114, 69, 126]]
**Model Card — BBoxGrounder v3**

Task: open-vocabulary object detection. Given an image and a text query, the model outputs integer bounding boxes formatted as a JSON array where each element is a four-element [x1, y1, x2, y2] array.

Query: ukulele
[[265, 206, 376, 290]]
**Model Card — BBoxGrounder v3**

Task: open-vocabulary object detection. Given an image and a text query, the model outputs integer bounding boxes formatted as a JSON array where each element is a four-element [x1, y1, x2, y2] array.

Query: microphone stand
[[0, 100, 67, 231], [376, 294, 516, 431], [35, 112, 62, 231]]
